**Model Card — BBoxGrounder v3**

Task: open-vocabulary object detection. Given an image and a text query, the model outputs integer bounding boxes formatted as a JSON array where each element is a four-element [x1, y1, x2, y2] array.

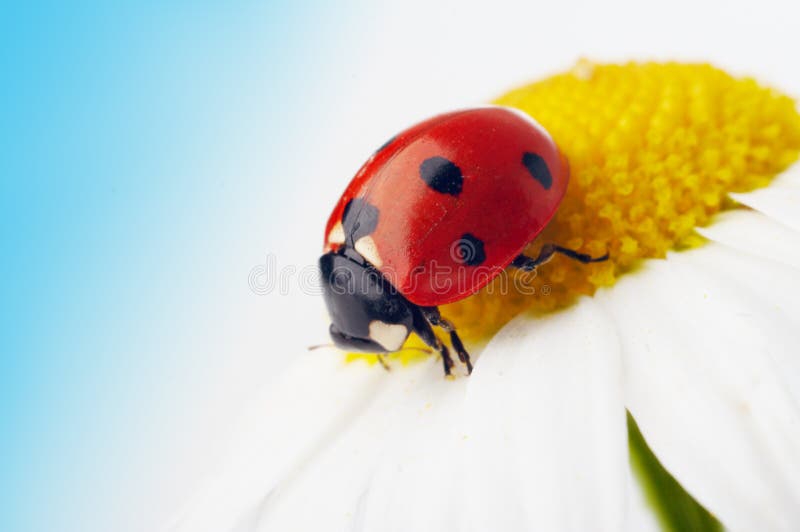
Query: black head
[[319, 250, 414, 353]]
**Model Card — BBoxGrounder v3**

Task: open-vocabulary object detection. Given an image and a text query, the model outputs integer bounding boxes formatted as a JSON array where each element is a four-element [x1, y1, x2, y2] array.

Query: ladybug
[[319, 106, 607, 376]]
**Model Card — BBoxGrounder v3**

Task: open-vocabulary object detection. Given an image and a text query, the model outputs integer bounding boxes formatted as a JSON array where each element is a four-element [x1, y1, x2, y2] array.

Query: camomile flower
[[168, 62, 800, 532]]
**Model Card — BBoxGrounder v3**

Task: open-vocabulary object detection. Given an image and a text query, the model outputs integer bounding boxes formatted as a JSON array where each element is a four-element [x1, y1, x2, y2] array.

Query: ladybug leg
[[441, 321, 473, 375], [512, 244, 609, 271], [420, 307, 473, 375], [376, 354, 391, 371], [411, 306, 455, 377]]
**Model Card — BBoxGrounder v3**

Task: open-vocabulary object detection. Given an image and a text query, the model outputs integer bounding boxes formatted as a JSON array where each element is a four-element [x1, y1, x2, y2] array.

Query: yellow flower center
[[349, 60, 800, 366]]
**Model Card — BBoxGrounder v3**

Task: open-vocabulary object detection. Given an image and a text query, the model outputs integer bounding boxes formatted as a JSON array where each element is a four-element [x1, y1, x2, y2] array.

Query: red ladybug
[[319, 107, 607, 376]]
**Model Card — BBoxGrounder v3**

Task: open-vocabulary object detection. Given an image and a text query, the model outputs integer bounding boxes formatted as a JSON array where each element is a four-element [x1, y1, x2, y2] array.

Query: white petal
[[771, 161, 800, 187], [167, 351, 388, 532], [730, 185, 800, 234], [601, 248, 800, 531], [626, 468, 661, 532], [697, 209, 800, 270], [461, 298, 627, 532], [683, 242, 800, 408], [355, 372, 469, 532], [253, 358, 462, 532]]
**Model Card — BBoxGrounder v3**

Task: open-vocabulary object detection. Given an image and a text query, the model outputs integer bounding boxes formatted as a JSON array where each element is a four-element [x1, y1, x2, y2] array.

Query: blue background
[[0, 2, 358, 530]]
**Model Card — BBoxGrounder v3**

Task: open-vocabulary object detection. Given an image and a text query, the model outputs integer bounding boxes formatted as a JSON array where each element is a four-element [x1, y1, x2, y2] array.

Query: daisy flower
[[169, 61, 800, 532]]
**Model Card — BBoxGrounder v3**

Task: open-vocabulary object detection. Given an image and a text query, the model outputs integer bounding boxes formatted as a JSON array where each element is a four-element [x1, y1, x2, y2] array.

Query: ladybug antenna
[[399, 346, 433, 355], [307, 343, 336, 351], [307, 344, 432, 355]]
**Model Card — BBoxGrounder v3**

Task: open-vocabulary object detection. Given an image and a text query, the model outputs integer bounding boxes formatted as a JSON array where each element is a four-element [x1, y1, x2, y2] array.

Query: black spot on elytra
[[342, 198, 379, 245], [522, 152, 552, 190], [452, 233, 486, 266], [419, 156, 463, 196]]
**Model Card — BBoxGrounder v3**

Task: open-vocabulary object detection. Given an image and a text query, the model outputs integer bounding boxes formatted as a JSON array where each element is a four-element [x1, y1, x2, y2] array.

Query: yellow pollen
[[349, 60, 800, 367]]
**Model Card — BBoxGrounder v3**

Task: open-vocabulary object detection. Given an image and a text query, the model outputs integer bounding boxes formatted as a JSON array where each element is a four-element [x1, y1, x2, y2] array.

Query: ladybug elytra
[[319, 107, 608, 376]]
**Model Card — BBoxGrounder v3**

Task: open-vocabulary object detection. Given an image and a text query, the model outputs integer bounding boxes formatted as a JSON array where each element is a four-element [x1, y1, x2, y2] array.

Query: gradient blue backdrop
[[0, 2, 363, 531]]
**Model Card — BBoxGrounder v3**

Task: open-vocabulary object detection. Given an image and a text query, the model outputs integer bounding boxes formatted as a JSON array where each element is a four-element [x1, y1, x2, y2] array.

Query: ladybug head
[[319, 251, 414, 353]]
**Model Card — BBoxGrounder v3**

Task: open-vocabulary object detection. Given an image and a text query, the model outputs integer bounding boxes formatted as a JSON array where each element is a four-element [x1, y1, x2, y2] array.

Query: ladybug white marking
[[328, 221, 345, 245], [355, 235, 383, 267], [368, 320, 408, 351]]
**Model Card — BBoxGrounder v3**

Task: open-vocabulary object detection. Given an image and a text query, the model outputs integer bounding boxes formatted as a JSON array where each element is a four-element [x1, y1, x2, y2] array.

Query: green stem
[[627, 411, 723, 532]]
